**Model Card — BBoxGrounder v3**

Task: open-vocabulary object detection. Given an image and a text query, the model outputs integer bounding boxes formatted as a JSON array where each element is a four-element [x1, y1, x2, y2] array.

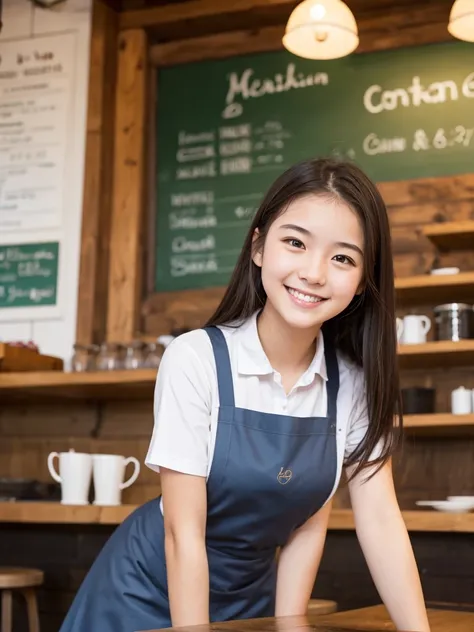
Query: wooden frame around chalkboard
[[145, 64, 158, 301]]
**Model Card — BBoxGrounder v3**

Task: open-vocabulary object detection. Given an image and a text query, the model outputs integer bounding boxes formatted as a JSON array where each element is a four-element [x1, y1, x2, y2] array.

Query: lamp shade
[[448, 0, 474, 42], [282, 0, 359, 60]]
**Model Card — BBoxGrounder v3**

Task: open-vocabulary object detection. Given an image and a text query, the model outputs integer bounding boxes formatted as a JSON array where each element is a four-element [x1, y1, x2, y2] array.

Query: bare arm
[[347, 460, 430, 632], [275, 500, 332, 616], [161, 467, 209, 626]]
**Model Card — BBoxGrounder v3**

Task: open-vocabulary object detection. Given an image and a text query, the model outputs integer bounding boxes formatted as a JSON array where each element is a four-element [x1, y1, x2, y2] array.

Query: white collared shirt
[[146, 312, 372, 502]]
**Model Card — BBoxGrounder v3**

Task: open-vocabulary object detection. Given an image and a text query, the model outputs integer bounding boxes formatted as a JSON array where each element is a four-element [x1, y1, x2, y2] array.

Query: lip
[[285, 286, 328, 308]]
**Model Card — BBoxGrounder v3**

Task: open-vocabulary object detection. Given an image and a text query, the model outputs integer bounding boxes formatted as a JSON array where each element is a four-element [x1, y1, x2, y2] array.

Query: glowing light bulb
[[310, 3, 326, 20]]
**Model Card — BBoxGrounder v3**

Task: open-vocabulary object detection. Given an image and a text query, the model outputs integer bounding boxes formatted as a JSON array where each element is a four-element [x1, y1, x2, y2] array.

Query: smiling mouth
[[285, 286, 328, 304]]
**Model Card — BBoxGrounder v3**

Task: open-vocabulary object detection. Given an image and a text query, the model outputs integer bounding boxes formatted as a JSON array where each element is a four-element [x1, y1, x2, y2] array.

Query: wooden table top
[[142, 605, 474, 632]]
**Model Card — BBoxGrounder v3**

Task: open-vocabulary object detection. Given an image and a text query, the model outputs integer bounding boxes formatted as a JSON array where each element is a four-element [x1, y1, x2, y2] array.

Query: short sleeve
[[145, 335, 212, 477], [344, 366, 382, 463]]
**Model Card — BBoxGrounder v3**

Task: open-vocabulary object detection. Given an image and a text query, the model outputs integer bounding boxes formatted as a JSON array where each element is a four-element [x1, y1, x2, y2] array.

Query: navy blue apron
[[59, 326, 338, 632]]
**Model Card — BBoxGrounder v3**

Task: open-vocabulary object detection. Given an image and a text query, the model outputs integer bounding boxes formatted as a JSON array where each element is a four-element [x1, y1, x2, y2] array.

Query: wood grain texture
[[76, 0, 118, 345], [106, 28, 148, 343], [1, 504, 474, 533], [423, 220, 474, 252], [137, 604, 474, 632], [0, 369, 157, 400], [149, 2, 454, 65]]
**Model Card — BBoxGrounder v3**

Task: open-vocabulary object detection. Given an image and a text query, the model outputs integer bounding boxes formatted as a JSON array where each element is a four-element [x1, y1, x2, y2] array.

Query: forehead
[[274, 194, 363, 243]]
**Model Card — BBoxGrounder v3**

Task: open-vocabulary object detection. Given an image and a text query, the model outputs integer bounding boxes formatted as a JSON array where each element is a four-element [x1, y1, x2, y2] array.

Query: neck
[[256, 304, 320, 380]]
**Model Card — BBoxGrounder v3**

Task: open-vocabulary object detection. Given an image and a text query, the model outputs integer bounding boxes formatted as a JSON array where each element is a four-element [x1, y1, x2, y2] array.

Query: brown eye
[[284, 238, 305, 249], [333, 254, 355, 265]]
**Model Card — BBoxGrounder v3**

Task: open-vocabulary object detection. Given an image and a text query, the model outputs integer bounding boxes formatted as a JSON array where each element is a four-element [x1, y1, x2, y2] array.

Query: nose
[[298, 254, 327, 286]]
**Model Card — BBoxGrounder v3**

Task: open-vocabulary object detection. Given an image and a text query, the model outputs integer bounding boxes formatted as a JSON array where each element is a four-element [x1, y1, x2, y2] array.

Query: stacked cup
[[47, 449, 140, 505]]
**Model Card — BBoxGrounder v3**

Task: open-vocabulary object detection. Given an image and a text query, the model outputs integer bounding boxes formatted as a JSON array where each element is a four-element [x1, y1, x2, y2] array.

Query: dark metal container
[[433, 303, 474, 341]]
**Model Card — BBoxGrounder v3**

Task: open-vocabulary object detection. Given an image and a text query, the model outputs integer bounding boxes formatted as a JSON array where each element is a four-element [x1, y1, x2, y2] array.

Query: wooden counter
[[141, 605, 474, 632], [1, 503, 473, 533]]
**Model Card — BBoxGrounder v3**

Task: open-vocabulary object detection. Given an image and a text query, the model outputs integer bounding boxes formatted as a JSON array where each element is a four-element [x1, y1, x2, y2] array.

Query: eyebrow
[[279, 224, 364, 257]]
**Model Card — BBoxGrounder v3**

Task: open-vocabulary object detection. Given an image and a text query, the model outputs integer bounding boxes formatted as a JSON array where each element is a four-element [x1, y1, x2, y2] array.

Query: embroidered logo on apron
[[277, 467, 292, 485]]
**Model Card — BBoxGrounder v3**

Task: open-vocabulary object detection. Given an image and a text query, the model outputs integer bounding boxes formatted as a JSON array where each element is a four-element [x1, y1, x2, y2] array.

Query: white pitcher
[[92, 454, 140, 506], [398, 315, 431, 345], [47, 449, 92, 505]]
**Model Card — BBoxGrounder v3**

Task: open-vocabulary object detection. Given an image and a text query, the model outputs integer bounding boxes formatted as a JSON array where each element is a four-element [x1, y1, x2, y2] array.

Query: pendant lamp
[[448, 0, 474, 42], [282, 0, 359, 60]]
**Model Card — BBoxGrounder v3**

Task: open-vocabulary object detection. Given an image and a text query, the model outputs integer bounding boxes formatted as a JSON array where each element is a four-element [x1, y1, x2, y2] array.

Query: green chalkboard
[[0, 242, 59, 308], [155, 40, 474, 292]]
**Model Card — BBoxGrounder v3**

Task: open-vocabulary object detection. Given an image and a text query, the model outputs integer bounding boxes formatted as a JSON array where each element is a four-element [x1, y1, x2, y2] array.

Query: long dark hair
[[206, 157, 402, 479]]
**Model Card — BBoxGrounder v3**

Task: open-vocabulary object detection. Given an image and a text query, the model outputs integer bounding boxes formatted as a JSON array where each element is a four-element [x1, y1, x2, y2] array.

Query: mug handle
[[120, 457, 140, 490], [421, 316, 431, 334], [47, 452, 61, 483], [396, 317, 404, 340]]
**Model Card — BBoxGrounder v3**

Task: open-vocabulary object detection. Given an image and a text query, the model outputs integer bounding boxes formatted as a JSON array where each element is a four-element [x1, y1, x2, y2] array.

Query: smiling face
[[253, 193, 365, 333]]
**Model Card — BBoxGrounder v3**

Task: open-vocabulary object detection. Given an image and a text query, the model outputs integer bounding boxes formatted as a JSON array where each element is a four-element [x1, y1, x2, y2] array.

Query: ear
[[252, 229, 263, 268]]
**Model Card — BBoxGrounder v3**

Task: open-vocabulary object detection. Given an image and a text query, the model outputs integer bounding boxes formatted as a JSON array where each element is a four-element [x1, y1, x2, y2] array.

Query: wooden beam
[[106, 29, 148, 343], [150, 2, 454, 66], [120, 0, 299, 31], [121, 0, 452, 41], [76, 0, 118, 345]]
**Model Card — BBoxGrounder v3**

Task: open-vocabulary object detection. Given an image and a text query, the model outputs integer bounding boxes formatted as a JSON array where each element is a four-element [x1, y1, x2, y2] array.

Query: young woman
[[60, 158, 430, 632]]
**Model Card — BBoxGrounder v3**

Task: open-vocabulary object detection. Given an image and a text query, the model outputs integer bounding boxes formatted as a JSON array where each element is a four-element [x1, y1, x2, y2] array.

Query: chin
[[277, 308, 326, 331]]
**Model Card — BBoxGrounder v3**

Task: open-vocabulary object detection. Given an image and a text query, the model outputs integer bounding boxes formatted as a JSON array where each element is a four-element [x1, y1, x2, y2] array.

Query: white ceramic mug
[[399, 315, 431, 344], [47, 449, 92, 505], [92, 454, 140, 506], [451, 386, 472, 415]]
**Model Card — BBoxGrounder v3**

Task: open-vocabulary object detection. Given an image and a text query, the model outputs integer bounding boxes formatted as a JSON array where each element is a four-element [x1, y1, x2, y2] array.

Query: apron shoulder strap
[[203, 326, 235, 408], [323, 339, 340, 419]]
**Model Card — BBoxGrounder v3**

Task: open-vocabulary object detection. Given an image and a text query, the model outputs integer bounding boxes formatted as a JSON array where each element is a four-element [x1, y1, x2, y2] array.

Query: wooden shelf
[[0, 502, 134, 525], [398, 340, 474, 369], [2, 343, 474, 399], [404, 413, 474, 436], [328, 509, 474, 533], [0, 369, 157, 401], [422, 220, 474, 251], [395, 270, 474, 305], [0, 503, 473, 533]]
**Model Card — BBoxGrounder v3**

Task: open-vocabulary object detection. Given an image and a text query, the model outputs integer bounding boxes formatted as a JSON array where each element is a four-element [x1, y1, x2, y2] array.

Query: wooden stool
[[0, 568, 44, 632], [307, 599, 338, 615]]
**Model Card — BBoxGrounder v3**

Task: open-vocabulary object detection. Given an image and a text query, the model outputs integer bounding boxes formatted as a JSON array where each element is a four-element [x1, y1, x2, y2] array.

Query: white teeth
[[288, 288, 322, 303]]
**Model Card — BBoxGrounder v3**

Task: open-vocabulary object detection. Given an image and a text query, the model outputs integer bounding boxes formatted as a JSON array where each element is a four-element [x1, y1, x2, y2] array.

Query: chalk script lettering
[[223, 64, 328, 119], [363, 74, 474, 114]]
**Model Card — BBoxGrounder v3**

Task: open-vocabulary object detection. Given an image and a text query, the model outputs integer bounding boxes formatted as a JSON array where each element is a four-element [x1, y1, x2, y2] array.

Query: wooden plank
[[398, 340, 474, 370], [316, 605, 474, 632], [1, 504, 473, 533], [0, 369, 156, 401], [149, 1, 453, 65], [76, 0, 118, 345], [395, 270, 474, 305], [388, 200, 474, 228], [423, 220, 474, 252], [121, 0, 306, 31], [380, 173, 474, 208], [404, 414, 474, 437], [106, 29, 148, 343]]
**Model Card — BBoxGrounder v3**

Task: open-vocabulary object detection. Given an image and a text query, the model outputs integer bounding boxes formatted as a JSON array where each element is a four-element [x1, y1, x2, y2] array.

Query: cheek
[[332, 269, 363, 296], [261, 242, 287, 275]]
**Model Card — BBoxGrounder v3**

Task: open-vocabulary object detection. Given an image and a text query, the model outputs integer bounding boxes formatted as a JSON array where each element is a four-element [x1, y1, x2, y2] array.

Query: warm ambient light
[[282, 0, 359, 60], [448, 0, 474, 42]]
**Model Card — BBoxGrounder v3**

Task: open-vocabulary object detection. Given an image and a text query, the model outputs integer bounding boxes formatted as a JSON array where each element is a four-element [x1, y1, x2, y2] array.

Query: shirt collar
[[237, 311, 328, 382]]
